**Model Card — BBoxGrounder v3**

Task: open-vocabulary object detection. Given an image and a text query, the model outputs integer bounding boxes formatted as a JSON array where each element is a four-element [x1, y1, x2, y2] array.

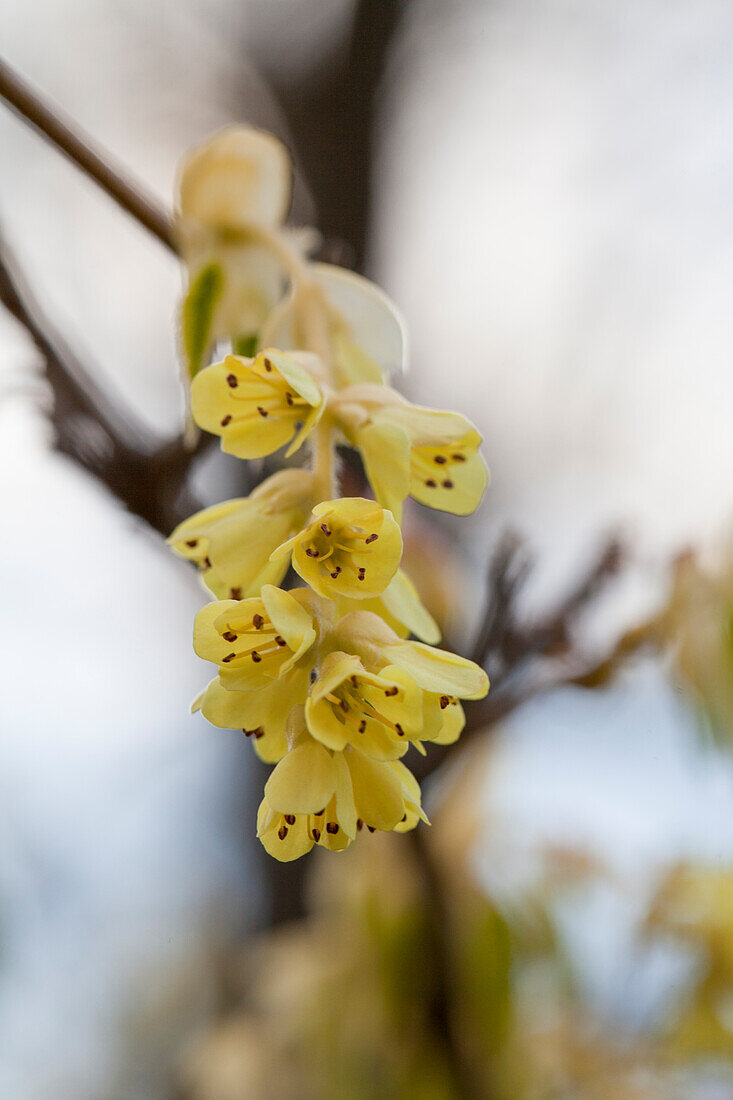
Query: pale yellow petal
[[357, 421, 410, 520], [379, 570, 441, 644], [345, 748, 405, 831], [388, 641, 489, 700], [260, 585, 316, 667], [264, 740, 337, 814]]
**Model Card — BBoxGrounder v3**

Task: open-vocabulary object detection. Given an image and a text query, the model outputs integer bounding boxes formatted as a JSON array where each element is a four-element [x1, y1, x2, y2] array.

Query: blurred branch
[[0, 56, 176, 251], [0, 239, 202, 532]]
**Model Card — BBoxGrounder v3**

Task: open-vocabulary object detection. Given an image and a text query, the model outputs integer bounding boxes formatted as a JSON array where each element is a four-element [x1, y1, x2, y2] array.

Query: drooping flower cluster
[[170, 126, 489, 860]]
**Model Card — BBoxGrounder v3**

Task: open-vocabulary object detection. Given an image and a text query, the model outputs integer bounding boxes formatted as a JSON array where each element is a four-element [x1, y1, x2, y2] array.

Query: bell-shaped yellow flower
[[305, 652, 423, 760], [334, 610, 489, 700], [257, 717, 427, 861], [191, 675, 303, 763], [270, 497, 402, 600], [193, 585, 317, 689], [334, 386, 488, 520], [191, 348, 325, 459], [168, 469, 313, 600]]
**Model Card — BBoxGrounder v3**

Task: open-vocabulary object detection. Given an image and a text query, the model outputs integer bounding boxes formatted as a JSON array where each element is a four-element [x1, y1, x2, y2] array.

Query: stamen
[[358, 720, 366, 733], [251, 651, 262, 663], [278, 825, 288, 840], [312, 828, 321, 842], [365, 533, 378, 544], [434, 455, 447, 465], [222, 630, 237, 643], [442, 479, 454, 489], [385, 686, 399, 697], [315, 808, 325, 816], [253, 614, 264, 629], [320, 523, 332, 536], [254, 729, 264, 739], [202, 556, 212, 569], [367, 825, 376, 833], [275, 636, 287, 647], [350, 676, 358, 687], [285, 392, 294, 406], [230, 587, 242, 600], [330, 567, 341, 579], [326, 822, 339, 834], [439, 695, 450, 710], [263, 357, 273, 372], [257, 406, 268, 418], [284, 814, 296, 825], [305, 547, 319, 557], [357, 568, 366, 581], [400, 813, 407, 823], [185, 538, 198, 548], [222, 653, 236, 663], [226, 373, 238, 388], [356, 819, 363, 831], [220, 415, 232, 427], [339, 698, 349, 713], [425, 479, 437, 488], [395, 724, 405, 736], [452, 453, 466, 462]]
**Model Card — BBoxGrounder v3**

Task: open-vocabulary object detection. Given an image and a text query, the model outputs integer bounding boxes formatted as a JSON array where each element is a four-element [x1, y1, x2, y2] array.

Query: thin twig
[[0, 56, 176, 252]]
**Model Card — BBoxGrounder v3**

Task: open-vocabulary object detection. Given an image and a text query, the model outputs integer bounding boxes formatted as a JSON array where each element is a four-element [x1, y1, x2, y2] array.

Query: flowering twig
[[0, 56, 176, 251]]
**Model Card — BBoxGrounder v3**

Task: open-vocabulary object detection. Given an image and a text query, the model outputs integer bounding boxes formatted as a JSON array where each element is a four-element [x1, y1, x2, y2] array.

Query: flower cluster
[[170, 127, 489, 860]]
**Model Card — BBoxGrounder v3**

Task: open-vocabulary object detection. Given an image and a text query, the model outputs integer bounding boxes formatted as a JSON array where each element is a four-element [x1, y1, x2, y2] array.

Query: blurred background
[[1, 1, 733, 1096]]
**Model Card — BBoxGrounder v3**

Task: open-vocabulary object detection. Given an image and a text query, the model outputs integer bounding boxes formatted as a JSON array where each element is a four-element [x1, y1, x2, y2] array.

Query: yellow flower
[[334, 385, 488, 520], [270, 497, 402, 600], [192, 676, 299, 763], [305, 652, 423, 760], [193, 585, 317, 688], [257, 716, 427, 861], [334, 610, 489, 701], [168, 469, 313, 600], [191, 348, 325, 459]]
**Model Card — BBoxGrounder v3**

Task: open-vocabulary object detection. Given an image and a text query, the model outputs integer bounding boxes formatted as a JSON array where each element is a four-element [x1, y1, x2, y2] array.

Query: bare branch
[[0, 239, 201, 533], [0, 56, 176, 251]]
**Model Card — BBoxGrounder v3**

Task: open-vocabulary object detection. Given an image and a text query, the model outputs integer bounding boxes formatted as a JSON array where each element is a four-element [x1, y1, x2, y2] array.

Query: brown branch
[[0, 239, 201, 533], [0, 56, 176, 252]]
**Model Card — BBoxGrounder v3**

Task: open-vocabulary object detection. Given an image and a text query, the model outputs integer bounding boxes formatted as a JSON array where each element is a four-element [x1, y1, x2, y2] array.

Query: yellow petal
[[379, 570, 441, 645], [257, 803, 314, 862], [357, 421, 410, 521], [411, 449, 489, 516], [345, 747, 405, 831], [193, 599, 243, 664], [260, 585, 317, 668], [387, 641, 489, 700], [264, 739, 337, 814], [333, 753, 358, 839]]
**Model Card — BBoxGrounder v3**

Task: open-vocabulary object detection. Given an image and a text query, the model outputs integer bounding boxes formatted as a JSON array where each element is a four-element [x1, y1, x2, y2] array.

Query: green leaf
[[233, 333, 258, 357], [181, 262, 224, 379]]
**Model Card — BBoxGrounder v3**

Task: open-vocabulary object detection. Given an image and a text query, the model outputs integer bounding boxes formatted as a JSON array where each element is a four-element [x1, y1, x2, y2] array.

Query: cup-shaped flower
[[271, 497, 402, 600], [257, 724, 427, 861], [191, 348, 325, 459], [305, 652, 424, 760], [193, 585, 316, 690], [168, 469, 313, 600], [334, 610, 489, 702], [334, 385, 488, 521]]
